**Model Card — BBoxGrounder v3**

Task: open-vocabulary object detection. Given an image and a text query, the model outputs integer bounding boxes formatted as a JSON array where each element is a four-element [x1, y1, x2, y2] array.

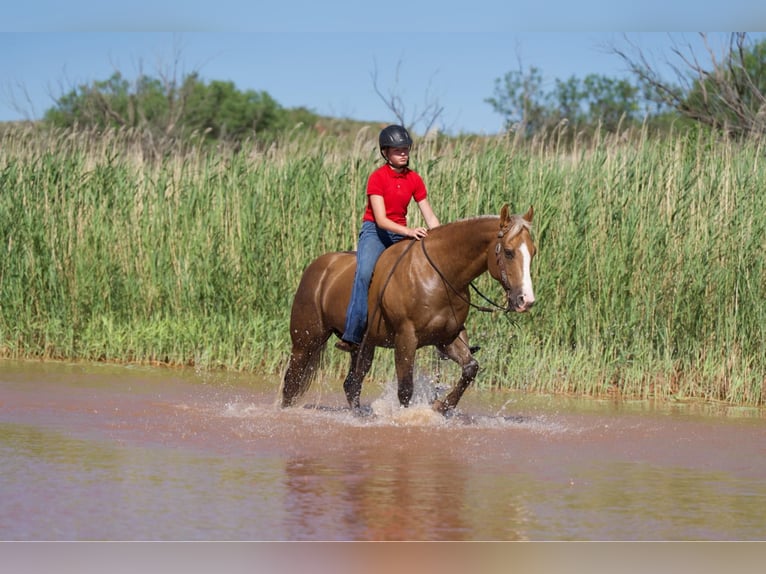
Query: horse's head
[[488, 204, 536, 312]]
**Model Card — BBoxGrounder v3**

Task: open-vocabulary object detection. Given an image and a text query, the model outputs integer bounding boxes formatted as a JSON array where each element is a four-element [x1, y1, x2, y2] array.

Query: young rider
[[336, 124, 440, 352]]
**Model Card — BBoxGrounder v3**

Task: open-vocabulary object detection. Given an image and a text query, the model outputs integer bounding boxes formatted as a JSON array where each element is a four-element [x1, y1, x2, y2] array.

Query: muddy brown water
[[1, 358, 765, 541]]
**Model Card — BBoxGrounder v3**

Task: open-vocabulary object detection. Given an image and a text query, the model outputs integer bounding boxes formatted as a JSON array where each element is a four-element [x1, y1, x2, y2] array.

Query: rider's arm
[[370, 195, 429, 240]]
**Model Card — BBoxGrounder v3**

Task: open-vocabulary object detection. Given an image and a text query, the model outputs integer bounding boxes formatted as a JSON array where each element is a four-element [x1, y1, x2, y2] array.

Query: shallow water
[[1, 359, 765, 540]]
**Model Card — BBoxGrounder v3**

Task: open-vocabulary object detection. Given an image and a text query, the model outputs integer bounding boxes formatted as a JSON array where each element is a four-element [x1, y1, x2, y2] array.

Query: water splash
[[369, 381, 446, 426], [217, 379, 567, 434]]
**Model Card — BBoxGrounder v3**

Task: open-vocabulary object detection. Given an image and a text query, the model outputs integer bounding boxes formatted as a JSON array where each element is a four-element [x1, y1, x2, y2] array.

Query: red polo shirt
[[362, 164, 428, 226]]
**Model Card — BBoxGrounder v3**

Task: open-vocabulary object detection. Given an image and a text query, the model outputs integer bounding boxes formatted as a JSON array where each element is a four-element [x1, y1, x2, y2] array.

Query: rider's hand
[[410, 227, 429, 240]]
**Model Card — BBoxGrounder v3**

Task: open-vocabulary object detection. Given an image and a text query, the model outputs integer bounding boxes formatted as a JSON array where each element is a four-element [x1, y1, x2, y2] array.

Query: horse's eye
[[504, 248, 515, 259]]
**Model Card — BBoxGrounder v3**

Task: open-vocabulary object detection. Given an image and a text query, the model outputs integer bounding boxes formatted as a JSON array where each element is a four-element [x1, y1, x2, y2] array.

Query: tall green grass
[[1, 123, 764, 405]]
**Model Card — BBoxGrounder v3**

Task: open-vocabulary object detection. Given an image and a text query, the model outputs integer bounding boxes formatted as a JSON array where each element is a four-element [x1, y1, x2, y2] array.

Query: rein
[[355, 227, 508, 368], [420, 231, 511, 313], [359, 221, 516, 360], [357, 238, 419, 356]]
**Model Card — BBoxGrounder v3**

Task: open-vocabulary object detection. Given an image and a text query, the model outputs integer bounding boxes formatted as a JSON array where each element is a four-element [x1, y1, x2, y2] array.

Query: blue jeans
[[342, 221, 406, 344]]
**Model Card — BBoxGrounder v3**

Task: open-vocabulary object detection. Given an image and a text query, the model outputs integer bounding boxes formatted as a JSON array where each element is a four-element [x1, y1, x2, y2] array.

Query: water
[[1, 359, 765, 540]]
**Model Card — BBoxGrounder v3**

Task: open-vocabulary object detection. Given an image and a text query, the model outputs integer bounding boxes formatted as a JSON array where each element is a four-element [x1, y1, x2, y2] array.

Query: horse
[[280, 204, 536, 414]]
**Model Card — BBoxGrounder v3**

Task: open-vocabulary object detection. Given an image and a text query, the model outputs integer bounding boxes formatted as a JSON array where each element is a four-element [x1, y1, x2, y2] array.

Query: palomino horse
[[281, 204, 536, 414]]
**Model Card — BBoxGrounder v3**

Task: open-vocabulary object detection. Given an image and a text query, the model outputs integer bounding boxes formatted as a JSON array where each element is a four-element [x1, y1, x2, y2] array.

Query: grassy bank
[[1, 124, 764, 405]]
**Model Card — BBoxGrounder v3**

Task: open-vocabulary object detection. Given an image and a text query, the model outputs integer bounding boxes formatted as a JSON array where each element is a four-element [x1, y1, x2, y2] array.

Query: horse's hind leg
[[342, 344, 375, 411], [281, 335, 329, 407], [281, 349, 313, 407], [432, 329, 479, 414]]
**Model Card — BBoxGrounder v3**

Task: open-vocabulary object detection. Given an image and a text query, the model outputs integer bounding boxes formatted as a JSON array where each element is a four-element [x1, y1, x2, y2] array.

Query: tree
[[44, 71, 192, 137], [551, 76, 586, 126], [613, 33, 766, 137], [42, 70, 318, 146], [485, 66, 551, 135], [181, 76, 285, 141], [44, 72, 137, 129], [486, 68, 646, 136], [371, 59, 444, 136], [581, 74, 640, 132]]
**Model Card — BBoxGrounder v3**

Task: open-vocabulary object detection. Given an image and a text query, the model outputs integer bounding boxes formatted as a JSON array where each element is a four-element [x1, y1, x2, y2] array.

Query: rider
[[336, 124, 440, 352]]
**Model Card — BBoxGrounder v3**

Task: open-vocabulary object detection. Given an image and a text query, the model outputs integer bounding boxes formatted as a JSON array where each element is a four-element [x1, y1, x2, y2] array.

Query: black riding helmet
[[379, 124, 413, 150], [379, 125, 413, 165]]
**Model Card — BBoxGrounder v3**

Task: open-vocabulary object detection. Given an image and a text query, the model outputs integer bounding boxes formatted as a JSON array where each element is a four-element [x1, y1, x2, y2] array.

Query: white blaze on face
[[519, 242, 535, 307]]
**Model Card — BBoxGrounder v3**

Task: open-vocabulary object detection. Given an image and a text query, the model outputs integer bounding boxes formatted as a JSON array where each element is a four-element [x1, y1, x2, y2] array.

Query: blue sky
[[2, 3, 763, 134]]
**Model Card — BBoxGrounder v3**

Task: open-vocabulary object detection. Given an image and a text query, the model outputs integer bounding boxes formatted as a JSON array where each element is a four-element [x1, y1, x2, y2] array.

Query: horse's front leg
[[393, 331, 419, 407], [432, 328, 479, 414], [342, 344, 375, 411]]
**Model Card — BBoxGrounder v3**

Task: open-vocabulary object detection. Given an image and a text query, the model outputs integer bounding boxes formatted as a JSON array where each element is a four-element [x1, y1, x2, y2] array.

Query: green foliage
[[485, 66, 550, 134], [43, 71, 320, 146], [681, 37, 766, 137], [580, 75, 641, 131], [486, 68, 654, 138], [617, 34, 766, 139], [1, 124, 765, 406], [488, 35, 766, 139], [182, 76, 284, 141]]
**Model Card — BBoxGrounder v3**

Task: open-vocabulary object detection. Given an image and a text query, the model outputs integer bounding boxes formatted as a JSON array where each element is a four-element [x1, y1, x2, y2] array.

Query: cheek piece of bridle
[[359, 224, 518, 365], [494, 227, 515, 296], [418, 223, 518, 313]]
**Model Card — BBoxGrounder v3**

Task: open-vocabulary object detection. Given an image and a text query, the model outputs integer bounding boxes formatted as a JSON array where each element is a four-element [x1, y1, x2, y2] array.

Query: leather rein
[[357, 223, 515, 361], [420, 221, 520, 313]]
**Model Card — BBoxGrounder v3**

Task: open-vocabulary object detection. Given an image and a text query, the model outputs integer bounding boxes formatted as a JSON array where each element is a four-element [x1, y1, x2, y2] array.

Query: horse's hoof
[[350, 404, 373, 418], [432, 399, 448, 415]]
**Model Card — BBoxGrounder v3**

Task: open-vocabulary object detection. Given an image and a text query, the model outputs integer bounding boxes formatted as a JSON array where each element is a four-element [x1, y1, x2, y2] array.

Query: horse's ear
[[523, 205, 534, 222], [500, 204, 511, 227]]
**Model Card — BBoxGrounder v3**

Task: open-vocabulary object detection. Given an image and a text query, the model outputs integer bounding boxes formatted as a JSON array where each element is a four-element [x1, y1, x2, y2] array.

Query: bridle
[[494, 223, 516, 294], [420, 220, 524, 313], [356, 224, 519, 366]]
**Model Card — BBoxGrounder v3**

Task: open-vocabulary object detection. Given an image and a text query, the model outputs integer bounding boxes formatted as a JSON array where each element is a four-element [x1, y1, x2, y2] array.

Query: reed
[[1, 123, 764, 405]]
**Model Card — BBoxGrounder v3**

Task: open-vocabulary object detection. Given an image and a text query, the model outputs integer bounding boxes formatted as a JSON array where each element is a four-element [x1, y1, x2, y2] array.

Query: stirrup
[[335, 339, 359, 352]]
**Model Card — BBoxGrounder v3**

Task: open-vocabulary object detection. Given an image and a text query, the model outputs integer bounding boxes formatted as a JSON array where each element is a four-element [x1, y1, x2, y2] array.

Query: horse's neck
[[424, 216, 498, 286]]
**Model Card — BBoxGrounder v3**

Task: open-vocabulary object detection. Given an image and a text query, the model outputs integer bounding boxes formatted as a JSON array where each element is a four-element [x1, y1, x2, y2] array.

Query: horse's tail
[[281, 253, 344, 407], [280, 341, 326, 407]]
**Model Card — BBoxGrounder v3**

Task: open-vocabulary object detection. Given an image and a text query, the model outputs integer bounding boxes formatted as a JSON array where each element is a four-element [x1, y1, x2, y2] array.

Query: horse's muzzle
[[508, 292, 535, 313]]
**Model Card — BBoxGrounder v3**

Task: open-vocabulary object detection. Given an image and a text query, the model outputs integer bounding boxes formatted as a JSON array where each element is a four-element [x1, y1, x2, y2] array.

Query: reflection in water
[[1, 360, 766, 540], [275, 397, 535, 540], [282, 449, 526, 541]]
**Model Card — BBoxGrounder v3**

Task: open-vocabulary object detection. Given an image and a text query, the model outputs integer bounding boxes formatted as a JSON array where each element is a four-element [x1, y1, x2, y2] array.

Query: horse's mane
[[430, 212, 532, 238], [504, 214, 533, 236]]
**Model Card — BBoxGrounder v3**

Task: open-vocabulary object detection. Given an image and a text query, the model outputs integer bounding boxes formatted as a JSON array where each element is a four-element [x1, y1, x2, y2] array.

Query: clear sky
[[2, 2, 763, 134]]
